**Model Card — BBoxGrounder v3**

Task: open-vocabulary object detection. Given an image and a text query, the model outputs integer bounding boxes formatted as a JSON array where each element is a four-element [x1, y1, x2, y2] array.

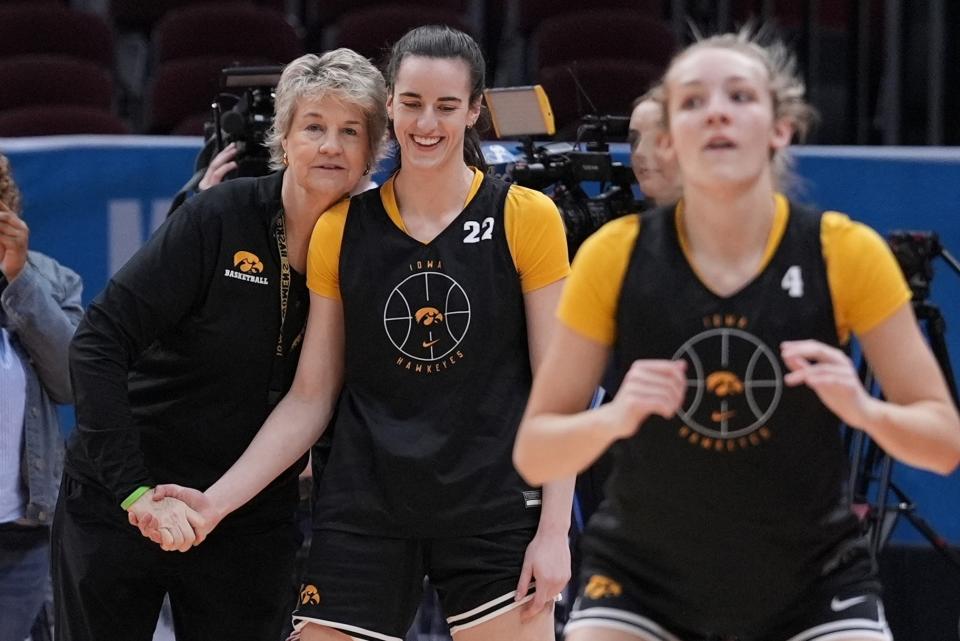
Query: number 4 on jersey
[[781, 265, 804, 298]]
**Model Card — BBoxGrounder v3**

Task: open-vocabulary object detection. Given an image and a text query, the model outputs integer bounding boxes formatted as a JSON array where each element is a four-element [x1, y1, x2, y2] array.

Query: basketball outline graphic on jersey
[[383, 271, 471, 362], [672, 320, 783, 451]]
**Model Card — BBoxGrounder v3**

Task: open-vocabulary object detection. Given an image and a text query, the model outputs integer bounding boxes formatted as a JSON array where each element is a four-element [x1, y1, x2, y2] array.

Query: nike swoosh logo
[[422, 339, 440, 348], [830, 595, 867, 611], [711, 410, 736, 422]]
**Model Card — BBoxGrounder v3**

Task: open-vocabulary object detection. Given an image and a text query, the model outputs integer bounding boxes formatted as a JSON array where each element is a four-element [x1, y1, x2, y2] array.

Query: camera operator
[[197, 141, 240, 191]]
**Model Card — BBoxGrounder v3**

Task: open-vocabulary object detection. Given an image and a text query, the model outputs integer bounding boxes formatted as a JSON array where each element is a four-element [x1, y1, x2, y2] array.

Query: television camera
[[205, 65, 282, 178], [168, 66, 281, 214], [484, 86, 640, 257]]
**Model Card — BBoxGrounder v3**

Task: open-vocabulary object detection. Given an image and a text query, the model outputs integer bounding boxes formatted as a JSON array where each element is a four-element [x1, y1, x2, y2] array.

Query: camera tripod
[[847, 231, 960, 569]]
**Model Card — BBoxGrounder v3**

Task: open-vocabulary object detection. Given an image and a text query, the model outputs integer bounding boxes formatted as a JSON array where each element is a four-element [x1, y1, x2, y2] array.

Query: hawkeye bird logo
[[233, 251, 263, 273], [672, 319, 782, 452], [384, 271, 470, 363], [584, 575, 623, 600], [224, 250, 268, 285], [299, 584, 320, 606], [415, 307, 444, 326], [706, 371, 744, 397]]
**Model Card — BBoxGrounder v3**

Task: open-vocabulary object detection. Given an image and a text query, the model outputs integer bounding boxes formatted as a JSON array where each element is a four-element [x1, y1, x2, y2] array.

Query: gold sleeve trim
[[504, 184, 570, 293], [306, 199, 351, 301], [822, 212, 912, 343], [557, 215, 641, 346]]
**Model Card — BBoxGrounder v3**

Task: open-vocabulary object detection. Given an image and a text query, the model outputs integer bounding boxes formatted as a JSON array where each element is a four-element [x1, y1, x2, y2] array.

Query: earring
[[363, 164, 371, 176], [282, 152, 288, 166]]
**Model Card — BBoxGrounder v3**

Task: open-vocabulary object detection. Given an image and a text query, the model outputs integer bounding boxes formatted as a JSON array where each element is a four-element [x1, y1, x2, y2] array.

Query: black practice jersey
[[312, 175, 546, 537], [584, 203, 866, 636]]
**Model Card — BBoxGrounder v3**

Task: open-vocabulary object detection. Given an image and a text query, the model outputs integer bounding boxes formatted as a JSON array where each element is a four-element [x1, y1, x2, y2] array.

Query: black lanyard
[[274, 211, 293, 357]]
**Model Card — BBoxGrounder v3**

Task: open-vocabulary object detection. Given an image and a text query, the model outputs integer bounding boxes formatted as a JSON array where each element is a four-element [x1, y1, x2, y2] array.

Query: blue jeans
[[0, 525, 49, 641]]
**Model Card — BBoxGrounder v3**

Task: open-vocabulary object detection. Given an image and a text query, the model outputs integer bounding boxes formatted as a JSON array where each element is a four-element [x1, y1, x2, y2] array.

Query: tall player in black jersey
[[141, 25, 573, 641], [514, 29, 960, 641]]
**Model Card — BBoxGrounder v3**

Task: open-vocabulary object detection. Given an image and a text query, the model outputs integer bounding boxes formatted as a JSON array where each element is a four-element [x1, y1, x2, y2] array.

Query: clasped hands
[[127, 485, 218, 552]]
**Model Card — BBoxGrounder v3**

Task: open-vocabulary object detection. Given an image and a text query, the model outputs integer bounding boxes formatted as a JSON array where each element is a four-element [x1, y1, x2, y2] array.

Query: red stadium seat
[[732, 0, 852, 29], [0, 4, 114, 68], [153, 3, 302, 65], [0, 105, 130, 136], [533, 9, 675, 73], [147, 55, 273, 134], [110, 0, 282, 34], [517, 0, 663, 33], [0, 56, 114, 112], [306, 0, 469, 26], [329, 4, 474, 62]]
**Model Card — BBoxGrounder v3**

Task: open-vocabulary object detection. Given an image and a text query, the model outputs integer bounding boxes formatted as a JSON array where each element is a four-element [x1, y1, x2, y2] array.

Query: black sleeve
[[69, 199, 211, 505]]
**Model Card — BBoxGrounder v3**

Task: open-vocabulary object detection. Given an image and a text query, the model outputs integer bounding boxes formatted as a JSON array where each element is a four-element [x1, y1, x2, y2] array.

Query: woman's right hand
[[606, 359, 687, 438], [198, 143, 239, 191], [133, 484, 223, 548]]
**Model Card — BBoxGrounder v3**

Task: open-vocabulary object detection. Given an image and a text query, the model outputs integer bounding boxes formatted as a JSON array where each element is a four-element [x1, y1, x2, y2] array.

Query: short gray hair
[[265, 49, 389, 170]]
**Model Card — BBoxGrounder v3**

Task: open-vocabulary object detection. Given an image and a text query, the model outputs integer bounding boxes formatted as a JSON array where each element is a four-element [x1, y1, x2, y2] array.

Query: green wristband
[[121, 486, 153, 511]]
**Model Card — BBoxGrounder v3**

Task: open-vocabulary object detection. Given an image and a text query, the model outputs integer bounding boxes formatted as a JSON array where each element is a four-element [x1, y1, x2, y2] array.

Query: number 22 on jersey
[[463, 217, 495, 243]]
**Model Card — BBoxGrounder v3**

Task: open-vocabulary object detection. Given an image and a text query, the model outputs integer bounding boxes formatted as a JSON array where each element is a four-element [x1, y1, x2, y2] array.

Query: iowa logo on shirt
[[233, 251, 263, 273], [584, 575, 623, 600], [384, 268, 470, 374], [224, 250, 268, 285], [671, 314, 782, 452], [299, 584, 320, 606]]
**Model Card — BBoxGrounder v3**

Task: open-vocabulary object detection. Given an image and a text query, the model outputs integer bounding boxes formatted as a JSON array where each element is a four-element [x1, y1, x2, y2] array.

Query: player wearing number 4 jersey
[[552, 198, 903, 640], [514, 26, 960, 641]]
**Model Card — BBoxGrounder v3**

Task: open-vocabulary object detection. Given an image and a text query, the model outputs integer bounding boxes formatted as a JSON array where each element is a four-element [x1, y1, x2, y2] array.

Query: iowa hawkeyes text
[[395, 350, 464, 374]]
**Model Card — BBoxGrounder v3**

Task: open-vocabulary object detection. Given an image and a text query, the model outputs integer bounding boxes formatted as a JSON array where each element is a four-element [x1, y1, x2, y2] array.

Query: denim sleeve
[[1, 252, 84, 404]]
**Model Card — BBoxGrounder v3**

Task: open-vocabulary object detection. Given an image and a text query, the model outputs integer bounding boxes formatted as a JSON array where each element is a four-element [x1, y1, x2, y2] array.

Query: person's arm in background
[[198, 143, 239, 191], [1, 202, 82, 402]]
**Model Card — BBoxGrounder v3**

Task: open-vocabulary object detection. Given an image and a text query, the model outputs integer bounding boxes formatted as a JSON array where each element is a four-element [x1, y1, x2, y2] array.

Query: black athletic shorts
[[292, 526, 538, 641], [565, 546, 891, 641]]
